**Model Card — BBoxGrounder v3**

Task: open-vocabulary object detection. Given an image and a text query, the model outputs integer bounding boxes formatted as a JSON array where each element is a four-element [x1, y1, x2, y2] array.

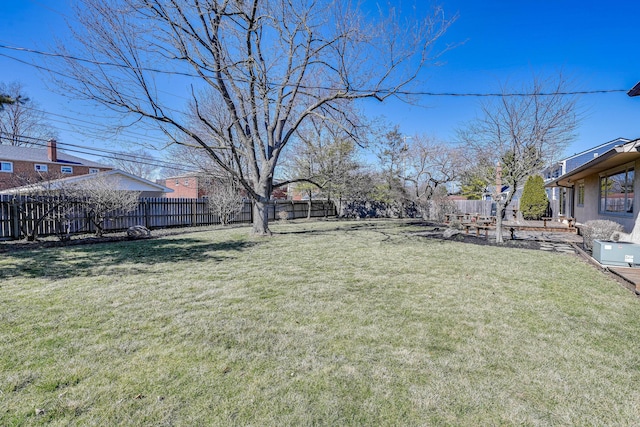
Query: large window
[[61, 166, 73, 174], [0, 161, 12, 172], [35, 164, 48, 172], [600, 166, 634, 214]]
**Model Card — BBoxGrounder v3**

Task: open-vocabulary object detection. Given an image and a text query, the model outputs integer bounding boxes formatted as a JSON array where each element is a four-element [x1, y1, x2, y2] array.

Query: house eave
[[546, 139, 640, 187]]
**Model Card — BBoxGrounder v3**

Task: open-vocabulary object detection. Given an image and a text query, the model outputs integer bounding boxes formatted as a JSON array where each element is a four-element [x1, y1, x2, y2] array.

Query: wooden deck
[[607, 267, 640, 294]]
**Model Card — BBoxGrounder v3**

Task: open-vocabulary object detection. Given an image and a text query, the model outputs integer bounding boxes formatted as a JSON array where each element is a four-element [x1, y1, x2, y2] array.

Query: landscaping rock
[[127, 225, 151, 239], [443, 228, 460, 239]]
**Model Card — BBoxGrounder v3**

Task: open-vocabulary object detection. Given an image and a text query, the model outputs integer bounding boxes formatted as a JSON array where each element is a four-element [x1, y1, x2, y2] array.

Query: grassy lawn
[[2, 219, 640, 425]]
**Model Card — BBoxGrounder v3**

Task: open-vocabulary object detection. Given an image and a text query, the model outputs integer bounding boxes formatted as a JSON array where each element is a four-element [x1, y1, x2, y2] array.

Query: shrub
[[520, 175, 549, 220], [581, 219, 624, 251]]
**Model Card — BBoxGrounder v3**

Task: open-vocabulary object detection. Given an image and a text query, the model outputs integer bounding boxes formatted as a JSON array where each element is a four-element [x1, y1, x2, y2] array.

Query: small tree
[[203, 177, 245, 226], [75, 174, 140, 237], [520, 175, 549, 220]]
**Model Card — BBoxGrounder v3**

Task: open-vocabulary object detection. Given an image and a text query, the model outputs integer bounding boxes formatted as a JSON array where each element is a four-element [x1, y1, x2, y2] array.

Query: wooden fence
[[0, 195, 335, 240]]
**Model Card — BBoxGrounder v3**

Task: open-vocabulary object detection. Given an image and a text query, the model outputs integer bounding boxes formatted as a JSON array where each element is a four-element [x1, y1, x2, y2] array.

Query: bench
[[463, 223, 492, 239]]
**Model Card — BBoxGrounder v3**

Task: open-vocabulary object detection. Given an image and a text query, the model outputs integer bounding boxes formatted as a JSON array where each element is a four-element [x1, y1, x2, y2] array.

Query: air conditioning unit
[[592, 240, 640, 267]]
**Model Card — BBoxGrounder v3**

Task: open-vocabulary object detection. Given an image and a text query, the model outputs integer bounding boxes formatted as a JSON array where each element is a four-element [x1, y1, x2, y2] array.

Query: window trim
[[60, 166, 73, 174], [34, 164, 48, 172], [0, 161, 13, 173]]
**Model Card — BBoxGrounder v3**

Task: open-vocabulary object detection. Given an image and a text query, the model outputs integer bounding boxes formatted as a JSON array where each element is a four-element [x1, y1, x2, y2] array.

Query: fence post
[[143, 200, 150, 228], [10, 197, 21, 240], [191, 199, 198, 226]]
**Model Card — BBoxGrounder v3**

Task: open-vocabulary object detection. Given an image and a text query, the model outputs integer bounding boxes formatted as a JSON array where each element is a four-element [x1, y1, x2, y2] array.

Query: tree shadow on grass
[[275, 219, 427, 236], [0, 237, 259, 280]]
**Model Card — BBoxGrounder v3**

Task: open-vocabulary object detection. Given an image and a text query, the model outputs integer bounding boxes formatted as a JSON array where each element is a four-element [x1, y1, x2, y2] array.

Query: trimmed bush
[[520, 175, 549, 220], [581, 219, 624, 251]]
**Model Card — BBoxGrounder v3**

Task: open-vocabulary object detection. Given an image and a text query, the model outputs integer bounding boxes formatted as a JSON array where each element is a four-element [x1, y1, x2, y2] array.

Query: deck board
[[607, 267, 640, 294]]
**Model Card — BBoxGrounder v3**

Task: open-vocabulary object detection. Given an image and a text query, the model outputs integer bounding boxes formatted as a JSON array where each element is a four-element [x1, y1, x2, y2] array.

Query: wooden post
[[191, 199, 197, 226], [144, 200, 151, 228], [10, 197, 21, 240]]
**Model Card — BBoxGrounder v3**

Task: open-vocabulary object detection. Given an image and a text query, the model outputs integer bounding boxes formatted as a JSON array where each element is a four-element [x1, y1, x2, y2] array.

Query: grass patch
[[1, 219, 640, 425]]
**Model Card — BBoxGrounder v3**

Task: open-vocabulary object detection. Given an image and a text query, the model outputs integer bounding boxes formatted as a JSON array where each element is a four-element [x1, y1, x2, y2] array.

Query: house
[[546, 138, 640, 234], [159, 174, 207, 198], [3, 169, 173, 198], [159, 173, 288, 199], [541, 137, 631, 217], [0, 139, 111, 192]]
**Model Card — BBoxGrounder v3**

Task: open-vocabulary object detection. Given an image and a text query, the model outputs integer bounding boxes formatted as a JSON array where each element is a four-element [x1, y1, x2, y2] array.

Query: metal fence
[[0, 195, 336, 240]]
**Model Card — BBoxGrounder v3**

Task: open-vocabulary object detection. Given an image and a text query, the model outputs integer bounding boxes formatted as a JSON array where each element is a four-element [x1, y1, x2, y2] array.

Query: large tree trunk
[[252, 199, 271, 236]]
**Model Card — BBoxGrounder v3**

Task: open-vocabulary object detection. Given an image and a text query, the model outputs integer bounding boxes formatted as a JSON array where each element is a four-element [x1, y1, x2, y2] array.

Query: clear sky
[[1, 0, 640, 163]]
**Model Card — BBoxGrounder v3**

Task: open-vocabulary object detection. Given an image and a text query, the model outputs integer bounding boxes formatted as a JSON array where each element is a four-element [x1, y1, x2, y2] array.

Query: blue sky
[[1, 0, 640, 162]]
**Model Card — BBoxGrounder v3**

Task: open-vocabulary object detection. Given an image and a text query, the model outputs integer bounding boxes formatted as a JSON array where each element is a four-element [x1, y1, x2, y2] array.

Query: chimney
[[47, 139, 57, 162]]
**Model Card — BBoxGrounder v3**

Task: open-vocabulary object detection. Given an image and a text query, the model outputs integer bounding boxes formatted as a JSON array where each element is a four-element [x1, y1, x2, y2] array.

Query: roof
[[546, 139, 640, 187], [3, 169, 173, 194], [0, 144, 110, 168], [628, 81, 640, 97], [562, 137, 630, 173]]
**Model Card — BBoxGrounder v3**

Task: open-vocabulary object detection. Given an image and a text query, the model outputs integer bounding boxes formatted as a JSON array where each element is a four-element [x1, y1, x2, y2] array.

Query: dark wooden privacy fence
[[0, 195, 335, 240]]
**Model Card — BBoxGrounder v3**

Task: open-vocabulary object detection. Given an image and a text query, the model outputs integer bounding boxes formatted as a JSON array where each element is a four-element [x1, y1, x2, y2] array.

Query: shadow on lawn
[[0, 237, 258, 279], [276, 219, 429, 236]]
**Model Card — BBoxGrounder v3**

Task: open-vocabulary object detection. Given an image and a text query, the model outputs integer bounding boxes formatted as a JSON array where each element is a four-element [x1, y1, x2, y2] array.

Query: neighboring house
[[542, 137, 631, 217], [160, 174, 288, 199], [159, 174, 207, 198], [547, 138, 640, 233], [3, 169, 173, 198], [0, 139, 112, 191]]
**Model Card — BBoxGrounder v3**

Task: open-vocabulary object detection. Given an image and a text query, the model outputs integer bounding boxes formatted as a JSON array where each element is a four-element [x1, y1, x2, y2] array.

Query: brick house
[[159, 174, 207, 198], [0, 139, 112, 192], [159, 173, 289, 199]]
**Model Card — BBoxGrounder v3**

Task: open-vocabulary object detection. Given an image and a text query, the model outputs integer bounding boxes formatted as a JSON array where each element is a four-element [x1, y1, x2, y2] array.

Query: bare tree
[[101, 148, 160, 180], [0, 82, 56, 146], [401, 134, 462, 218], [74, 174, 141, 237], [457, 74, 580, 243], [56, 0, 454, 235], [202, 176, 245, 226]]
